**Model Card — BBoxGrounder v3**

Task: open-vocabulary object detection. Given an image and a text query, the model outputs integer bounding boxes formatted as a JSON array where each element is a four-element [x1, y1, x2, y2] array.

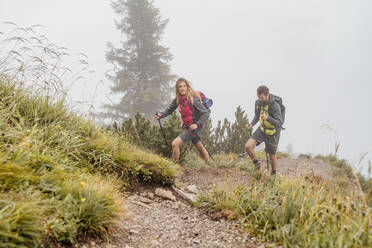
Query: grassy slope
[[0, 76, 180, 247]]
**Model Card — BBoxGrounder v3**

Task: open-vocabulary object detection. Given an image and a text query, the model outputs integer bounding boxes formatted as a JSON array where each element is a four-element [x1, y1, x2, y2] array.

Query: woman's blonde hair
[[175, 78, 201, 105]]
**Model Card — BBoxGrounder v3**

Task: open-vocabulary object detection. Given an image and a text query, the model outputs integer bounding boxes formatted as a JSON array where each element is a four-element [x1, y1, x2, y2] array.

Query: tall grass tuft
[[0, 192, 45, 248]]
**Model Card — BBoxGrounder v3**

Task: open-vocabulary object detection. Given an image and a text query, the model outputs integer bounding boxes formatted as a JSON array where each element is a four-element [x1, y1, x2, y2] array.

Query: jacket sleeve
[[251, 101, 259, 126], [159, 99, 177, 118], [266, 102, 283, 128], [193, 98, 210, 127]]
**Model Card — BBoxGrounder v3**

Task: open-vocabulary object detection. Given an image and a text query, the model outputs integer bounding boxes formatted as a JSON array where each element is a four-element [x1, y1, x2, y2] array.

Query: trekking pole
[[202, 139, 215, 162], [265, 152, 270, 172], [200, 137, 216, 163], [157, 116, 169, 147]]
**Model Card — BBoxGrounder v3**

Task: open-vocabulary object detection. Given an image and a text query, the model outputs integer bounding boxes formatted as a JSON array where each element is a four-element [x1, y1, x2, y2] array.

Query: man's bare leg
[[245, 138, 257, 161], [269, 153, 278, 174], [245, 138, 262, 170]]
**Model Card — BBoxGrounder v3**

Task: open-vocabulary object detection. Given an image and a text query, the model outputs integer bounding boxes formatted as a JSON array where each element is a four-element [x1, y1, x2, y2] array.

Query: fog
[[1, 0, 371, 173]]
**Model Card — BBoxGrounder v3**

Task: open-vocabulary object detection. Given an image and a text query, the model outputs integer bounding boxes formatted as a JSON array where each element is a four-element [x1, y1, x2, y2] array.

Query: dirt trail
[[83, 155, 334, 248], [108, 194, 259, 248]]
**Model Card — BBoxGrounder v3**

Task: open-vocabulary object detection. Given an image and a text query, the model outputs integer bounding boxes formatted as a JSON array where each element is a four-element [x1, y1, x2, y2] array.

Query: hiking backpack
[[270, 94, 285, 128], [199, 92, 213, 109]]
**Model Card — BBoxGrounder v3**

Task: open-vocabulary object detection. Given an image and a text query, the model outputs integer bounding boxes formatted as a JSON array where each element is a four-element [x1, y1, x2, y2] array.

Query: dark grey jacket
[[160, 97, 210, 128], [251, 94, 283, 129]]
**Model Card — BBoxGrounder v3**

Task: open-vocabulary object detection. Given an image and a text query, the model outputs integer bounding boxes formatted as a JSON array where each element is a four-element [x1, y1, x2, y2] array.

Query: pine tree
[[225, 106, 250, 155], [201, 117, 215, 154], [105, 0, 175, 120], [211, 118, 230, 154]]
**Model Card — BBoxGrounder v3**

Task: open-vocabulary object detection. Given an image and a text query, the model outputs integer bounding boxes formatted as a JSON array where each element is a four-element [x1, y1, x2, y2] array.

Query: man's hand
[[260, 113, 268, 121], [155, 113, 163, 120], [189, 124, 198, 130], [248, 124, 253, 131]]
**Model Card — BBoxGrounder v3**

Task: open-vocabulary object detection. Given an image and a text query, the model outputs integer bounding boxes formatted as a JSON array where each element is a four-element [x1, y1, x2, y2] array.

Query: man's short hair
[[257, 85, 269, 96]]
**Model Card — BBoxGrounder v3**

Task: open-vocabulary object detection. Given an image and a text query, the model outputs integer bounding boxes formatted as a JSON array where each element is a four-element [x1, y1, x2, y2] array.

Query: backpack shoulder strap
[[255, 100, 260, 115]]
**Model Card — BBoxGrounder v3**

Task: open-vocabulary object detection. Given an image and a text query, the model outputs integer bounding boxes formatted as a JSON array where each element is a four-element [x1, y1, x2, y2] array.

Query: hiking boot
[[162, 178, 174, 186], [254, 161, 261, 170]]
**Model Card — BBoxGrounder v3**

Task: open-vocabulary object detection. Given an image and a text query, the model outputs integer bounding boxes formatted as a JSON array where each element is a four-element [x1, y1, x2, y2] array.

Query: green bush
[[202, 106, 251, 155]]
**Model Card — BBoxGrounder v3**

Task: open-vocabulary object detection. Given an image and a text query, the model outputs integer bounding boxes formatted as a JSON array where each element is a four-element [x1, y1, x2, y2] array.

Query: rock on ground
[[155, 188, 177, 201]]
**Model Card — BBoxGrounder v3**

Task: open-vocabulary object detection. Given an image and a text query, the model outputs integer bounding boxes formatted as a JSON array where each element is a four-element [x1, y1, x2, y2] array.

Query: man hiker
[[245, 85, 284, 175], [155, 78, 211, 163]]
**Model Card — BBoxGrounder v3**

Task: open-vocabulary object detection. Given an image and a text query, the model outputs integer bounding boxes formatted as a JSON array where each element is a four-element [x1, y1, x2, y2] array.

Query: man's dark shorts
[[251, 128, 281, 154], [180, 127, 202, 145]]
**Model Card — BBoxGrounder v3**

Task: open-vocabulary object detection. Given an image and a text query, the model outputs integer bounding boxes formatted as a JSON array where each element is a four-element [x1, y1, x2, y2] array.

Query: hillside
[[0, 77, 180, 247], [0, 77, 371, 248]]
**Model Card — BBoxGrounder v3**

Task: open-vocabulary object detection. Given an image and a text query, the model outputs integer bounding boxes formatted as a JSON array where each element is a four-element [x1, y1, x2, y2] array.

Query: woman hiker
[[155, 78, 210, 163]]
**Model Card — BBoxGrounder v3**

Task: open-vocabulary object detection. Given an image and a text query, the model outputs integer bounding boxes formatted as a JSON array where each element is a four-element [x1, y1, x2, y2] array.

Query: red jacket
[[160, 96, 210, 128]]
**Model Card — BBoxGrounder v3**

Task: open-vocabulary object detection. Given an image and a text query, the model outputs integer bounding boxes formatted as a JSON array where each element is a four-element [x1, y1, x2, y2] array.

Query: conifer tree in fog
[[226, 106, 250, 155], [105, 0, 175, 120]]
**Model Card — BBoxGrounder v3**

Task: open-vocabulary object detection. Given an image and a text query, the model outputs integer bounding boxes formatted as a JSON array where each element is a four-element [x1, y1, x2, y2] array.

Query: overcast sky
[[1, 0, 372, 173]]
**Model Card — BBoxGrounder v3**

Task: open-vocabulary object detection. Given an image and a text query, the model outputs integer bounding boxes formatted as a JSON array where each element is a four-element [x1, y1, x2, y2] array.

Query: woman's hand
[[155, 113, 163, 120], [189, 124, 198, 130]]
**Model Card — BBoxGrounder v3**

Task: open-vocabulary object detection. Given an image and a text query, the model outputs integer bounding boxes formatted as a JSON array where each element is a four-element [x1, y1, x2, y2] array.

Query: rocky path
[[108, 192, 260, 248], [88, 185, 264, 248], [83, 155, 334, 248]]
